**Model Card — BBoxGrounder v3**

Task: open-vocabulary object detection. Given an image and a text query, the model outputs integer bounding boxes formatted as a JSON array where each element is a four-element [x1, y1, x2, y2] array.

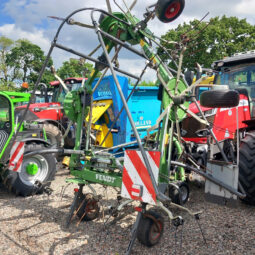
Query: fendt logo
[[96, 174, 116, 184]]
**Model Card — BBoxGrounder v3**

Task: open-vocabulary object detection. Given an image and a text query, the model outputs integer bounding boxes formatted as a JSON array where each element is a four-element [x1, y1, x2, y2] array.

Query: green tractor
[[0, 91, 56, 196]]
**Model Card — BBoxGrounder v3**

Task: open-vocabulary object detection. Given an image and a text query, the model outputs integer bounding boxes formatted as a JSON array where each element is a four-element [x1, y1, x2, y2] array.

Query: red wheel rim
[[150, 220, 163, 241], [85, 199, 98, 216], [165, 2, 181, 19]]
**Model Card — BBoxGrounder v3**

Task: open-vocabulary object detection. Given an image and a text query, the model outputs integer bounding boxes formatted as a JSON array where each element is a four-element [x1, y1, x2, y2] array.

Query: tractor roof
[[212, 50, 255, 70], [49, 77, 85, 86]]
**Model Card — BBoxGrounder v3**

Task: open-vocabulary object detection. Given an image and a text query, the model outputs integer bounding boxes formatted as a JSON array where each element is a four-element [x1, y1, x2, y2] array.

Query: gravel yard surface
[[0, 168, 254, 255]]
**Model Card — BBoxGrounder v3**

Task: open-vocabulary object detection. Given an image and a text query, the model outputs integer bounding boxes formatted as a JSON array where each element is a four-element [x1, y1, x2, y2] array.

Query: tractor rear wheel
[[42, 123, 63, 147], [239, 132, 255, 205], [3, 143, 56, 196]]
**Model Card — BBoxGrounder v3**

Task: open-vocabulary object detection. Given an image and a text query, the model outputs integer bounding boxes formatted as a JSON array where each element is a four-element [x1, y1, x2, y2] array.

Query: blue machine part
[[92, 75, 161, 146], [126, 86, 161, 143]]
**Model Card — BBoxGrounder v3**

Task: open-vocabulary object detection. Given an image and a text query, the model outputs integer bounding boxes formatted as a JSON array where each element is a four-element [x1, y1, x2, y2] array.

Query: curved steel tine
[[106, 0, 112, 13]]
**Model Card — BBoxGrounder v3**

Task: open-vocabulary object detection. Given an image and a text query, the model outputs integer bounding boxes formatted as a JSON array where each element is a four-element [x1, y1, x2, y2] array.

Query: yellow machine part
[[92, 123, 113, 147], [199, 75, 214, 85], [86, 99, 113, 123], [62, 156, 70, 167], [86, 99, 114, 148], [193, 75, 215, 85]]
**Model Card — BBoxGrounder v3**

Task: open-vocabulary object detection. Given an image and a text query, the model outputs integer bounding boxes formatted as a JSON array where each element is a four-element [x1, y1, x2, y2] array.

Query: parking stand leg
[[125, 211, 142, 255]]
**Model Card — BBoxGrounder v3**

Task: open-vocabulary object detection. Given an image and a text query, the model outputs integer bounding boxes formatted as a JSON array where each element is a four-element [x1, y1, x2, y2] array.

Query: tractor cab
[[0, 91, 30, 160], [0, 94, 13, 158], [0, 94, 13, 134], [182, 51, 255, 144], [51, 77, 84, 104], [213, 51, 255, 118]]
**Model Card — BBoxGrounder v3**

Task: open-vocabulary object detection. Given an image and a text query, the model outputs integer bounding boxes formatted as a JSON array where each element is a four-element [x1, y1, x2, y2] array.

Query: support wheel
[[76, 193, 100, 221], [156, 0, 185, 23], [168, 182, 189, 205], [137, 210, 164, 247]]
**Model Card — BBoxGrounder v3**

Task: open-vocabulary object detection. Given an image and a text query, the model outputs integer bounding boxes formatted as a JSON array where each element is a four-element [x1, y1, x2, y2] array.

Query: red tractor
[[16, 77, 85, 148], [182, 51, 255, 205]]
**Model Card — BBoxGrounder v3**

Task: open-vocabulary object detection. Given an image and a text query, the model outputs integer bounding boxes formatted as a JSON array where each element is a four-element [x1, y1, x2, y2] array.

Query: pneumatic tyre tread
[[42, 123, 63, 147], [137, 210, 164, 247], [239, 132, 255, 205]]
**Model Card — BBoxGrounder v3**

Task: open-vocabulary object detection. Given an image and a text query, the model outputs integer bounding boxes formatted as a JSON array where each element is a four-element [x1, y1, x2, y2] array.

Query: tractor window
[[215, 63, 255, 90], [0, 96, 12, 133], [52, 82, 82, 104], [52, 85, 66, 104]]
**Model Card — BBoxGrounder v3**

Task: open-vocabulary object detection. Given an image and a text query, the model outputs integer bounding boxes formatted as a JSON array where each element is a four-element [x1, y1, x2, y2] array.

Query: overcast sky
[[0, 0, 255, 82]]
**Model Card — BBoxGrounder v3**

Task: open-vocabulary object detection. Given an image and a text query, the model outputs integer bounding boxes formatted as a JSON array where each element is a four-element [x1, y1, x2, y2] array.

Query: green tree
[[6, 39, 54, 88], [57, 58, 99, 79], [160, 16, 255, 70], [0, 36, 17, 91], [139, 80, 155, 86]]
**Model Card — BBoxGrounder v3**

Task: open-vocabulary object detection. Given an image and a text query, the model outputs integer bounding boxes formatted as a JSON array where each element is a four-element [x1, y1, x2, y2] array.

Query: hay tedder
[[12, 0, 248, 253]]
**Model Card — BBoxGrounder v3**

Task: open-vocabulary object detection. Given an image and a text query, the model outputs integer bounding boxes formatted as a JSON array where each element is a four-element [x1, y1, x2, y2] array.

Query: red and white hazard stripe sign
[[9, 142, 25, 172], [121, 150, 160, 205]]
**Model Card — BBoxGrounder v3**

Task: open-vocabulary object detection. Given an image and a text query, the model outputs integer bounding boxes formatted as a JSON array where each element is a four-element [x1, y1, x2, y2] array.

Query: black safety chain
[[195, 214, 207, 244], [173, 217, 184, 254]]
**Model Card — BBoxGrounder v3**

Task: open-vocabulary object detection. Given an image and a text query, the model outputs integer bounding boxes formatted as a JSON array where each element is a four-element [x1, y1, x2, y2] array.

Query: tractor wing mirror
[[184, 70, 194, 86], [200, 90, 239, 108], [155, 0, 185, 23]]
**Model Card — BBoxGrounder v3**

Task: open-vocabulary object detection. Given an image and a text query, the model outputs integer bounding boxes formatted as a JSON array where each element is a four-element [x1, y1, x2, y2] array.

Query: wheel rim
[[165, 1, 181, 19], [19, 155, 49, 186], [26, 163, 39, 175], [150, 220, 163, 241], [180, 185, 188, 202], [85, 198, 99, 218]]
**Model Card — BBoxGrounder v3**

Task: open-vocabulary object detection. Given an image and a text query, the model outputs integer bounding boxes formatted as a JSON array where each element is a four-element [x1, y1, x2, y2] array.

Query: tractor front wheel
[[4, 143, 56, 196]]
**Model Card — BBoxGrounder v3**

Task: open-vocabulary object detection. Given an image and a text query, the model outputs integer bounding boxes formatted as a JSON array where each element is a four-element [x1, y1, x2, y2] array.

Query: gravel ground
[[0, 168, 254, 255]]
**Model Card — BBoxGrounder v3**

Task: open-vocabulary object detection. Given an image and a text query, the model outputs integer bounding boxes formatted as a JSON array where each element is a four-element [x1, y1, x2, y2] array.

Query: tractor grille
[[182, 115, 215, 138], [0, 130, 8, 153]]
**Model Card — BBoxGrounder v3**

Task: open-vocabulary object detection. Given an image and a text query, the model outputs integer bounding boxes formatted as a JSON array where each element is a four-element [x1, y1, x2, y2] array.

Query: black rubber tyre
[[42, 123, 63, 147], [75, 193, 100, 221], [3, 143, 56, 196], [200, 90, 239, 108], [137, 210, 164, 247], [168, 181, 189, 205], [156, 0, 185, 23], [239, 132, 255, 205]]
